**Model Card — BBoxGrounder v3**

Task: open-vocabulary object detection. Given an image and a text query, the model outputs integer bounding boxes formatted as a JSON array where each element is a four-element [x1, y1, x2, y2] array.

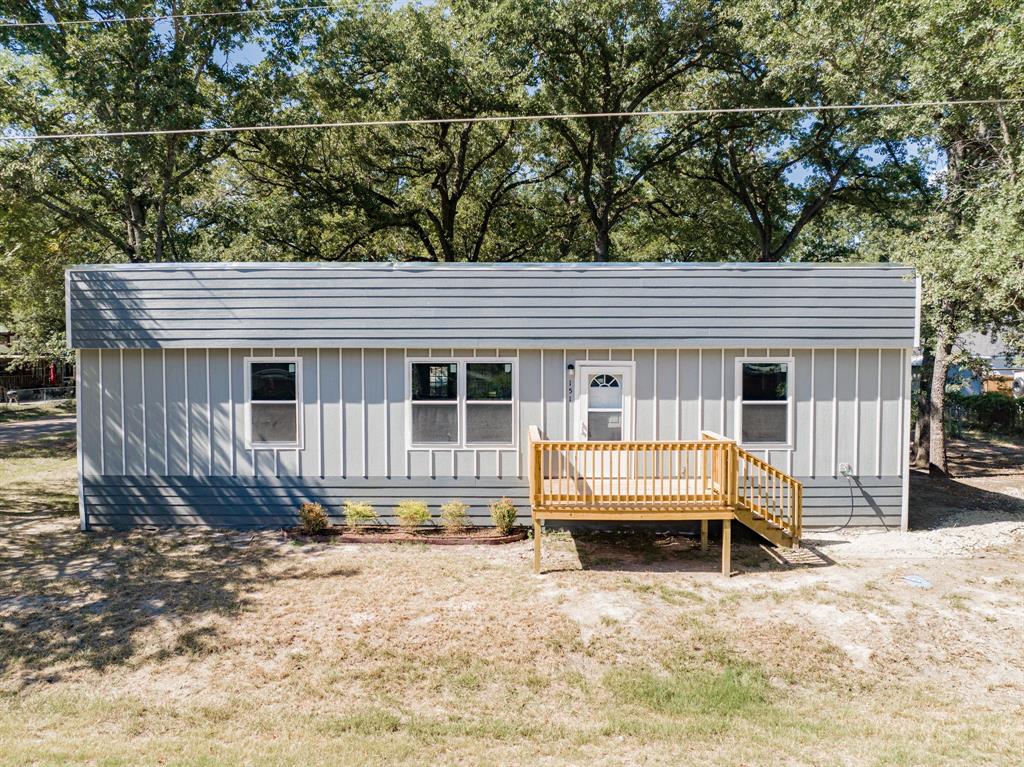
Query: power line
[[1, 98, 1021, 143], [0, 3, 343, 28]]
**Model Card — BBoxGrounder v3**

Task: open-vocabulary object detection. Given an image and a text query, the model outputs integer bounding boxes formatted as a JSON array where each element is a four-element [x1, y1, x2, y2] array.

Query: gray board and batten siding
[[67, 263, 920, 532]]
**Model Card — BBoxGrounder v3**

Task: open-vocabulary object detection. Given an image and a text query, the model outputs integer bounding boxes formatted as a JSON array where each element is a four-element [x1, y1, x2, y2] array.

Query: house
[[950, 331, 1023, 396], [65, 262, 920, 569]]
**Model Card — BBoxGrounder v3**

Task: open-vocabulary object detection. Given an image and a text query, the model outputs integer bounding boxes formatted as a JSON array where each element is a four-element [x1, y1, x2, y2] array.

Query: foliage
[[343, 500, 379, 531], [489, 497, 517, 535], [298, 502, 329, 534], [946, 391, 1024, 435], [439, 500, 471, 534], [394, 499, 431, 528]]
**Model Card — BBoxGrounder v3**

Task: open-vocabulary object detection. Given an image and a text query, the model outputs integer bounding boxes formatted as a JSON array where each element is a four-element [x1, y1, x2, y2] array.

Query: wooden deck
[[528, 427, 802, 576]]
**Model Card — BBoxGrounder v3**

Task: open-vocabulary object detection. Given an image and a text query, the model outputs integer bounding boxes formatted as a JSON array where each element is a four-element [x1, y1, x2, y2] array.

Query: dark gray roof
[[66, 261, 919, 349]]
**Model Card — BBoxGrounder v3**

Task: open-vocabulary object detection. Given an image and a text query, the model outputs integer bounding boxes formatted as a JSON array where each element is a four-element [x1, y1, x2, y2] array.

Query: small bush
[[395, 499, 431, 529], [298, 502, 329, 534], [439, 500, 470, 534], [489, 497, 517, 535], [343, 500, 379, 531]]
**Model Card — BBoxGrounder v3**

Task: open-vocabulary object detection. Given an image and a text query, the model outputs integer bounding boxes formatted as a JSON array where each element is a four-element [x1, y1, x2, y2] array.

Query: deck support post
[[721, 518, 731, 577], [700, 520, 709, 551], [533, 518, 541, 574]]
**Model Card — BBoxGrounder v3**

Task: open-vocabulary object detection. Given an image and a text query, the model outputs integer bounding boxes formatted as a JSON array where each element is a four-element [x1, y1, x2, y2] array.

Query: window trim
[[734, 356, 795, 450], [406, 357, 518, 449], [243, 356, 304, 450]]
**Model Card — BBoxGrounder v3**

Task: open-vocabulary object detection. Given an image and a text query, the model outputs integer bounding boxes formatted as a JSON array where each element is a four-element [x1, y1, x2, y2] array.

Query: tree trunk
[[593, 224, 610, 262], [928, 329, 953, 476], [912, 350, 932, 468]]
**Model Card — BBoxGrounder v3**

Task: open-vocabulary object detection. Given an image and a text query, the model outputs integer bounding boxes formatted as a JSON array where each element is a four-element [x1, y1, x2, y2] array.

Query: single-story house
[[66, 262, 920, 545]]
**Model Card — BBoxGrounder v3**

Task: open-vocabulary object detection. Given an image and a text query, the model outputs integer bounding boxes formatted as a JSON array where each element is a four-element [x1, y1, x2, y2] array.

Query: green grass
[[0, 399, 76, 424]]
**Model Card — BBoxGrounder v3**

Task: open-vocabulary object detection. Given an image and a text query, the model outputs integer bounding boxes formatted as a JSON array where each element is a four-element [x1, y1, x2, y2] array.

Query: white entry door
[[575, 363, 634, 441]]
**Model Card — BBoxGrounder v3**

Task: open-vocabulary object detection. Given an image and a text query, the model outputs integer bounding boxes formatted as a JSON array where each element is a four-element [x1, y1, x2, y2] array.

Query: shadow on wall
[[0, 517, 356, 686]]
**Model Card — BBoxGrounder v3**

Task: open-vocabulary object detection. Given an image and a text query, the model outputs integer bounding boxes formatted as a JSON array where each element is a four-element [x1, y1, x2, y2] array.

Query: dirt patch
[[1, 432, 1023, 765]]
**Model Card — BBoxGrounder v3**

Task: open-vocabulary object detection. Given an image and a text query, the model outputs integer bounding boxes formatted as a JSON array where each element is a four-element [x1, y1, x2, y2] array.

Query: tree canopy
[[0, 0, 1021, 431]]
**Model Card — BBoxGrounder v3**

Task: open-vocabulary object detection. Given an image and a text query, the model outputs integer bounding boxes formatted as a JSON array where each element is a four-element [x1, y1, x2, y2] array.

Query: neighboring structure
[[949, 331, 1024, 396], [66, 262, 920, 538]]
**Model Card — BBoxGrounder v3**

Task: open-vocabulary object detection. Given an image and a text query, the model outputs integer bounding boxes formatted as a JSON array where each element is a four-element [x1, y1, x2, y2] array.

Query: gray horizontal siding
[[81, 475, 899, 530], [67, 263, 918, 349]]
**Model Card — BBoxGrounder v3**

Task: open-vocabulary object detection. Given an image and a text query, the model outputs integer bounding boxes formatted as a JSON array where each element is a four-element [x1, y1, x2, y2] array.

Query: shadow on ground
[[553, 527, 836, 575], [0, 515, 357, 687], [909, 469, 1024, 530]]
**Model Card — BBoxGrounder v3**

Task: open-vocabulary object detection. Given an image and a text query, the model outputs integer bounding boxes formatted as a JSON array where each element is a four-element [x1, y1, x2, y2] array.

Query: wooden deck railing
[[528, 426, 736, 511], [528, 425, 801, 541]]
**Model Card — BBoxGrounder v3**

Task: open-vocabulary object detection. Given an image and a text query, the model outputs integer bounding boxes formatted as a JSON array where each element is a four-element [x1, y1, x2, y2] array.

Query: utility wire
[[0, 98, 1021, 143], [0, 3, 343, 28]]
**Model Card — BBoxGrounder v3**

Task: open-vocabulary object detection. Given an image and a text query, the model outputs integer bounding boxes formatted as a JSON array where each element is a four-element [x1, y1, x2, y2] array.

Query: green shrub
[[439, 500, 470, 534], [298, 502, 329, 534], [395, 499, 431, 529], [489, 497, 517, 535], [343, 500, 379, 531]]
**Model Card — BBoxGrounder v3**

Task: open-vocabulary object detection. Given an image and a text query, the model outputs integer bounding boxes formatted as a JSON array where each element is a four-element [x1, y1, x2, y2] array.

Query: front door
[[572, 363, 635, 493], [575, 363, 634, 441]]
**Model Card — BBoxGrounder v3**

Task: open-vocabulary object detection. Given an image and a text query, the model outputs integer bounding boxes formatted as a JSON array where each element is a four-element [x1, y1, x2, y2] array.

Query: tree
[[236, 0, 555, 262], [648, 0, 928, 263], [0, 1, 255, 263], [527, 0, 722, 261], [896, 0, 1024, 474]]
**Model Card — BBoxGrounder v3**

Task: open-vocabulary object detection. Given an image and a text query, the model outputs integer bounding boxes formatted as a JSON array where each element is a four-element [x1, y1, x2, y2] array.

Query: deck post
[[700, 520, 708, 551], [721, 518, 731, 577], [533, 518, 541, 574]]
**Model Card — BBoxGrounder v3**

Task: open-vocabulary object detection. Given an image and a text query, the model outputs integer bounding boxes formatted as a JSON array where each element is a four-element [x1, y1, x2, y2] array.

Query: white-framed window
[[244, 357, 303, 449], [735, 357, 794, 449], [407, 358, 516, 448]]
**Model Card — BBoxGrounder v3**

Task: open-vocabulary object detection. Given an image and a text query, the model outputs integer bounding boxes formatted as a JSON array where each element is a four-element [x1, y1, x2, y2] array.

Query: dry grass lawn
[[1, 432, 1023, 766]]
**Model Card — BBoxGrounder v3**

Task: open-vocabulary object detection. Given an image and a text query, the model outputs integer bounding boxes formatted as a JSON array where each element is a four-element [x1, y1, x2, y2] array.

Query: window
[[736, 358, 792, 447], [586, 373, 624, 440], [408, 359, 515, 447], [245, 357, 302, 448]]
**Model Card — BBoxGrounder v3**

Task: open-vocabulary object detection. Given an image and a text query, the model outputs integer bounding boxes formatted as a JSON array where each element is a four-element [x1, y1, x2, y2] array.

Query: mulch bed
[[282, 526, 528, 545]]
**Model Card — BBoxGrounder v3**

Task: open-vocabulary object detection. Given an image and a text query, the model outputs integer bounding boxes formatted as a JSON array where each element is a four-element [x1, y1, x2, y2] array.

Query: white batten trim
[[831, 349, 838, 477], [75, 350, 86, 530], [340, 348, 346, 478], [875, 348, 883, 477], [786, 347, 793, 476], [403, 349, 411, 478], [853, 349, 860, 476], [206, 349, 213, 475], [119, 349, 126, 475], [141, 350, 148, 475], [184, 349, 192, 475], [383, 349, 390, 479], [676, 349, 682, 440], [562, 349, 567, 439], [293, 348, 299, 471], [162, 349, 168, 475], [539, 349, 547, 436], [229, 349, 236, 477], [697, 349, 703, 433], [361, 348, 367, 478], [900, 347, 912, 531], [809, 349, 816, 478], [719, 349, 725, 434], [317, 349, 324, 479], [653, 349, 660, 440], [250, 347, 256, 477]]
